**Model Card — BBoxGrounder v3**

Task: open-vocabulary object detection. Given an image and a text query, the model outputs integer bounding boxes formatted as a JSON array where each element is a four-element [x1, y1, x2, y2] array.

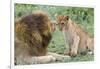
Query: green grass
[[48, 29, 66, 54]]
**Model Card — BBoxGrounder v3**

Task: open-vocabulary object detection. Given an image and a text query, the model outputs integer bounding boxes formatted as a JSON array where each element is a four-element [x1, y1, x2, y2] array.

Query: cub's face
[[56, 15, 69, 32]]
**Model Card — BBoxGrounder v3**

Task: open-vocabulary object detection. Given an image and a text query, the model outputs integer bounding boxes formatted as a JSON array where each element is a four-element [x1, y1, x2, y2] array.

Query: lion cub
[[56, 15, 94, 56]]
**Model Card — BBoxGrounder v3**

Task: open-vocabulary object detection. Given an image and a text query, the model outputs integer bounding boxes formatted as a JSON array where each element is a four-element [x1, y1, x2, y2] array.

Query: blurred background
[[15, 3, 94, 63]]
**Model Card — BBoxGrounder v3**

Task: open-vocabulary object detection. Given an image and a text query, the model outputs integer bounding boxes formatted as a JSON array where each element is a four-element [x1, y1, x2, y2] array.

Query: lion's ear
[[65, 16, 69, 20]]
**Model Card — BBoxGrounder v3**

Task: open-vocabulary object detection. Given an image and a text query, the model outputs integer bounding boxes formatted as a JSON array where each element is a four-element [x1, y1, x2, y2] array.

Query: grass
[[48, 28, 66, 54]]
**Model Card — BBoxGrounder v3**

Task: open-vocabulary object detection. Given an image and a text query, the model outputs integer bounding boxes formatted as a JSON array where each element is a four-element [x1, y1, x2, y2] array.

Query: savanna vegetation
[[15, 3, 94, 63]]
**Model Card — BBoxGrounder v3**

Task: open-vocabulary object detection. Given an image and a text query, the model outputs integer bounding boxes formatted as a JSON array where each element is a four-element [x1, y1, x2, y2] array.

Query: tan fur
[[56, 15, 94, 56]]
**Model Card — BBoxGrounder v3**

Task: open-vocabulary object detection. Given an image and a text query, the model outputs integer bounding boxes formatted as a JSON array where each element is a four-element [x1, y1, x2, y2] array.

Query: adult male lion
[[56, 15, 94, 56], [15, 11, 69, 65]]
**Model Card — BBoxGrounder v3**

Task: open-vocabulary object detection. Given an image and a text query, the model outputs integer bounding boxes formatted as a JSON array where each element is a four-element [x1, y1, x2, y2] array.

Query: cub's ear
[[56, 15, 62, 19], [65, 16, 69, 20]]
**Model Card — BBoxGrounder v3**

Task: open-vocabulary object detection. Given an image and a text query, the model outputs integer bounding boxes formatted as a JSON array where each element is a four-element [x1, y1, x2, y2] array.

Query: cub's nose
[[61, 22, 64, 24]]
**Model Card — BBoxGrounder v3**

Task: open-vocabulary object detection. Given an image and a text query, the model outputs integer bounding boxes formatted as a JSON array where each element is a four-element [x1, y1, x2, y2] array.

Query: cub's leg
[[78, 37, 88, 55], [86, 38, 94, 55], [63, 32, 71, 55], [69, 35, 80, 56]]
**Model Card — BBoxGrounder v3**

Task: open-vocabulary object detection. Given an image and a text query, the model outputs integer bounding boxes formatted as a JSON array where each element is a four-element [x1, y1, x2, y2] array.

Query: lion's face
[[56, 15, 69, 32]]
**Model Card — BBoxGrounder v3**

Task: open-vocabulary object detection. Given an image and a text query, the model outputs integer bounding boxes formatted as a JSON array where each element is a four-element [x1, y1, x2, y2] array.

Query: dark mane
[[15, 11, 52, 56]]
